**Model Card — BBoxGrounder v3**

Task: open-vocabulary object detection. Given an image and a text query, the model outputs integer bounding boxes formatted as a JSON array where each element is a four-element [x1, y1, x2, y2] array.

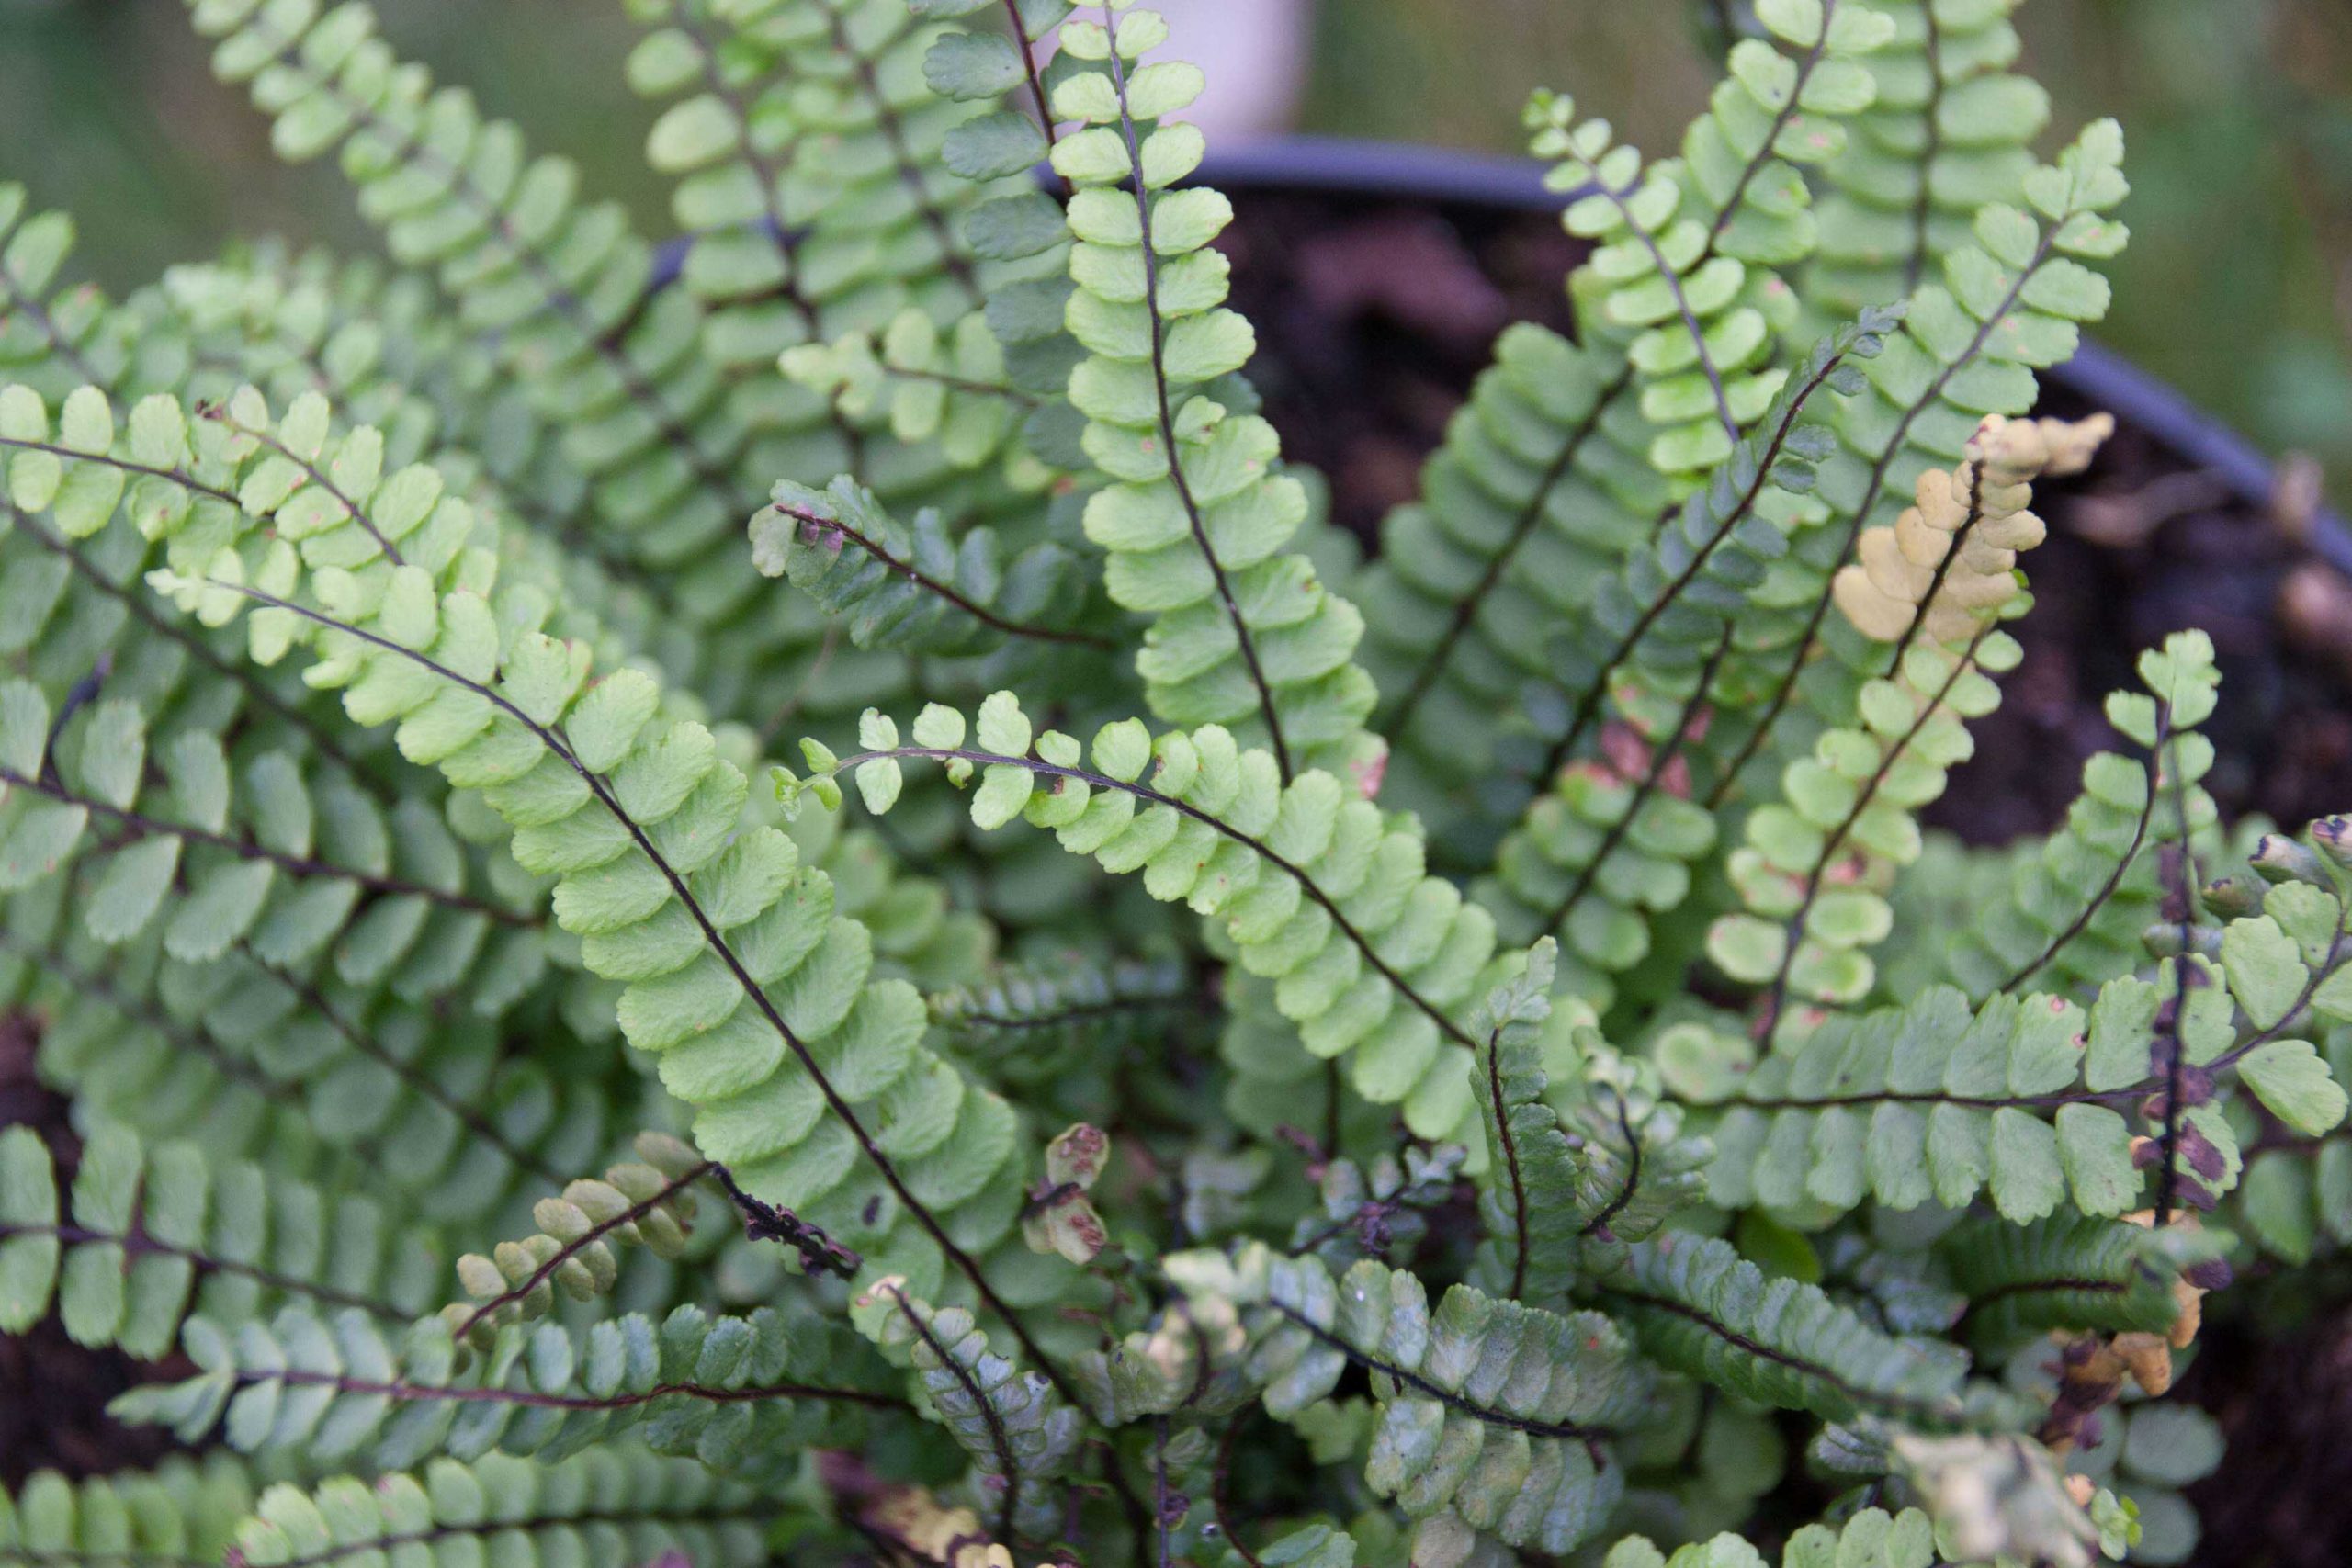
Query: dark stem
[[1999, 727, 2170, 994], [1485, 1017, 1534, 1303], [768, 502, 1112, 649], [1101, 10, 1293, 783], [199, 401, 402, 566], [453, 1161, 715, 1339]]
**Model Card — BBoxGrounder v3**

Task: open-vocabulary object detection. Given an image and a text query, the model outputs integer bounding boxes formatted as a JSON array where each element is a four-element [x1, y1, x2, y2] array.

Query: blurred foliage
[[3, 0, 2345, 487]]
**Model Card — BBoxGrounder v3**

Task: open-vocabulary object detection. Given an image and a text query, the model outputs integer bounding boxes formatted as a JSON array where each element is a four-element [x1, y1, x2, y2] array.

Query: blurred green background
[[3, 0, 2347, 489]]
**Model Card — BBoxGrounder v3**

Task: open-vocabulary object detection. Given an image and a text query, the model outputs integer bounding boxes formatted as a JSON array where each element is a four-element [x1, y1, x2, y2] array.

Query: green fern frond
[[805, 694, 1508, 1143], [1473, 311, 1897, 1000], [854, 1277, 1084, 1540], [1883, 632, 2222, 1003], [1048, 8, 1377, 781], [1939, 1213, 2219, 1350], [225, 1449, 767, 1568], [0, 1122, 444, 1359], [1809, 0, 2048, 317], [1535, 0, 1893, 482], [750, 475, 1109, 659], [113, 1302, 899, 1478], [1169, 1242, 1652, 1553], [1602, 1233, 1971, 1426], [0, 1456, 258, 1568]]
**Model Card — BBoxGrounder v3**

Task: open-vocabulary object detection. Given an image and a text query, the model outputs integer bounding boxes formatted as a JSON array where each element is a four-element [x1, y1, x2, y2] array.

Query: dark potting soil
[[1215, 184, 2352, 841], [1216, 178, 2352, 1568]]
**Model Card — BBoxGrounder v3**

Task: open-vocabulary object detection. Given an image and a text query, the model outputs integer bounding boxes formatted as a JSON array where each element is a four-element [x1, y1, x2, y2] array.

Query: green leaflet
[[797, 692, 1507, 1143], [1049, 8, 1378, 781], [1168, 1242, 1653, 1553], [227, 1450, 766, 1568], [0, 1122, 443, 1359], [112, 1303, 891, 1481]]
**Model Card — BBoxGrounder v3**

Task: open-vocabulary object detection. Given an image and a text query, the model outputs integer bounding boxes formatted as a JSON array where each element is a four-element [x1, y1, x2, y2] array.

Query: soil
[[1216, 179, 2352, 1568], [0, 1016, 187, 1485], [6, 182, 2351, 1558]]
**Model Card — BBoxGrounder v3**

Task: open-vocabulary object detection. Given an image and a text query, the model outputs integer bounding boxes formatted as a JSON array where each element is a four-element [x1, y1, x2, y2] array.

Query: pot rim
[[1197, 133, 2352, 578]]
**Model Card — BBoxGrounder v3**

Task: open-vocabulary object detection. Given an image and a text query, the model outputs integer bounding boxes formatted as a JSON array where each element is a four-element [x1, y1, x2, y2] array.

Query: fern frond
[[1810, 0, 2048, 316], [806, 694, 1509, 1142], [0, 1122, 443, 1359], [112, 1303, 899, 1477], [59, 385, 1054, 1367], [1473, 312, 1896, 998], [0, 1456, 257, 1568], [1170, 1243, 1651, 1553], [1602, 1233, 1970, 1426], [1535, 0, 1893, 481], [1939, 1213, 2217, 1350], [1875, 634, 2222, 1004], [750, 475, 1109, 657], [1705, 120, 2129, 803], [1048, 9, 1377, 781], [0, 187, 134, 397], [445, 1132, 711, 1346], [1706, 412, 2110, 1026], [855, 1278, 1084, 1540], [1705, 901, 2352, 1224], [1464, 939, 1704, 1297], [225, 1450, 766, 1568]]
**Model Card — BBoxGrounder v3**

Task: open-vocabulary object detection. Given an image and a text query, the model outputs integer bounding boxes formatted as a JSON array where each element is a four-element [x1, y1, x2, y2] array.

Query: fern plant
[[0, 2, 2340, 1565]]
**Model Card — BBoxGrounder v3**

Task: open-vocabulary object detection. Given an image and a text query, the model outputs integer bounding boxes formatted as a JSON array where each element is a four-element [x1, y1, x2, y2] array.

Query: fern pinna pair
[[0, 1, 2339, 1565]]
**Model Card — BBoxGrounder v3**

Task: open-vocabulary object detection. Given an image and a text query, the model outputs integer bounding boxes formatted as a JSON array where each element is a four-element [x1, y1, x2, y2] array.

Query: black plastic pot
[[1197, 134, 2352, 573]]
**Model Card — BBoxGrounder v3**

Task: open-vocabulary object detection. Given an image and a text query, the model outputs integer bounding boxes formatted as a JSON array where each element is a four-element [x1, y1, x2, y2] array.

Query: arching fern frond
[[797, 694, 1507, 1142], [226, 1450, 767, 1568], [854, 1278, 1084, 1540], [1048, 7, 1377, 781], [1809, 0, 2048, 316], [113, 1303, 899, 1478], [750, 476, 1110, 659], [1939, 1213, 2219, 1351], [1601, 1233, 1970, 1427], [0, 1456, 257, 1568], [0, 1122, 443, 1359], [1169, 1243, 1652, 1553]]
